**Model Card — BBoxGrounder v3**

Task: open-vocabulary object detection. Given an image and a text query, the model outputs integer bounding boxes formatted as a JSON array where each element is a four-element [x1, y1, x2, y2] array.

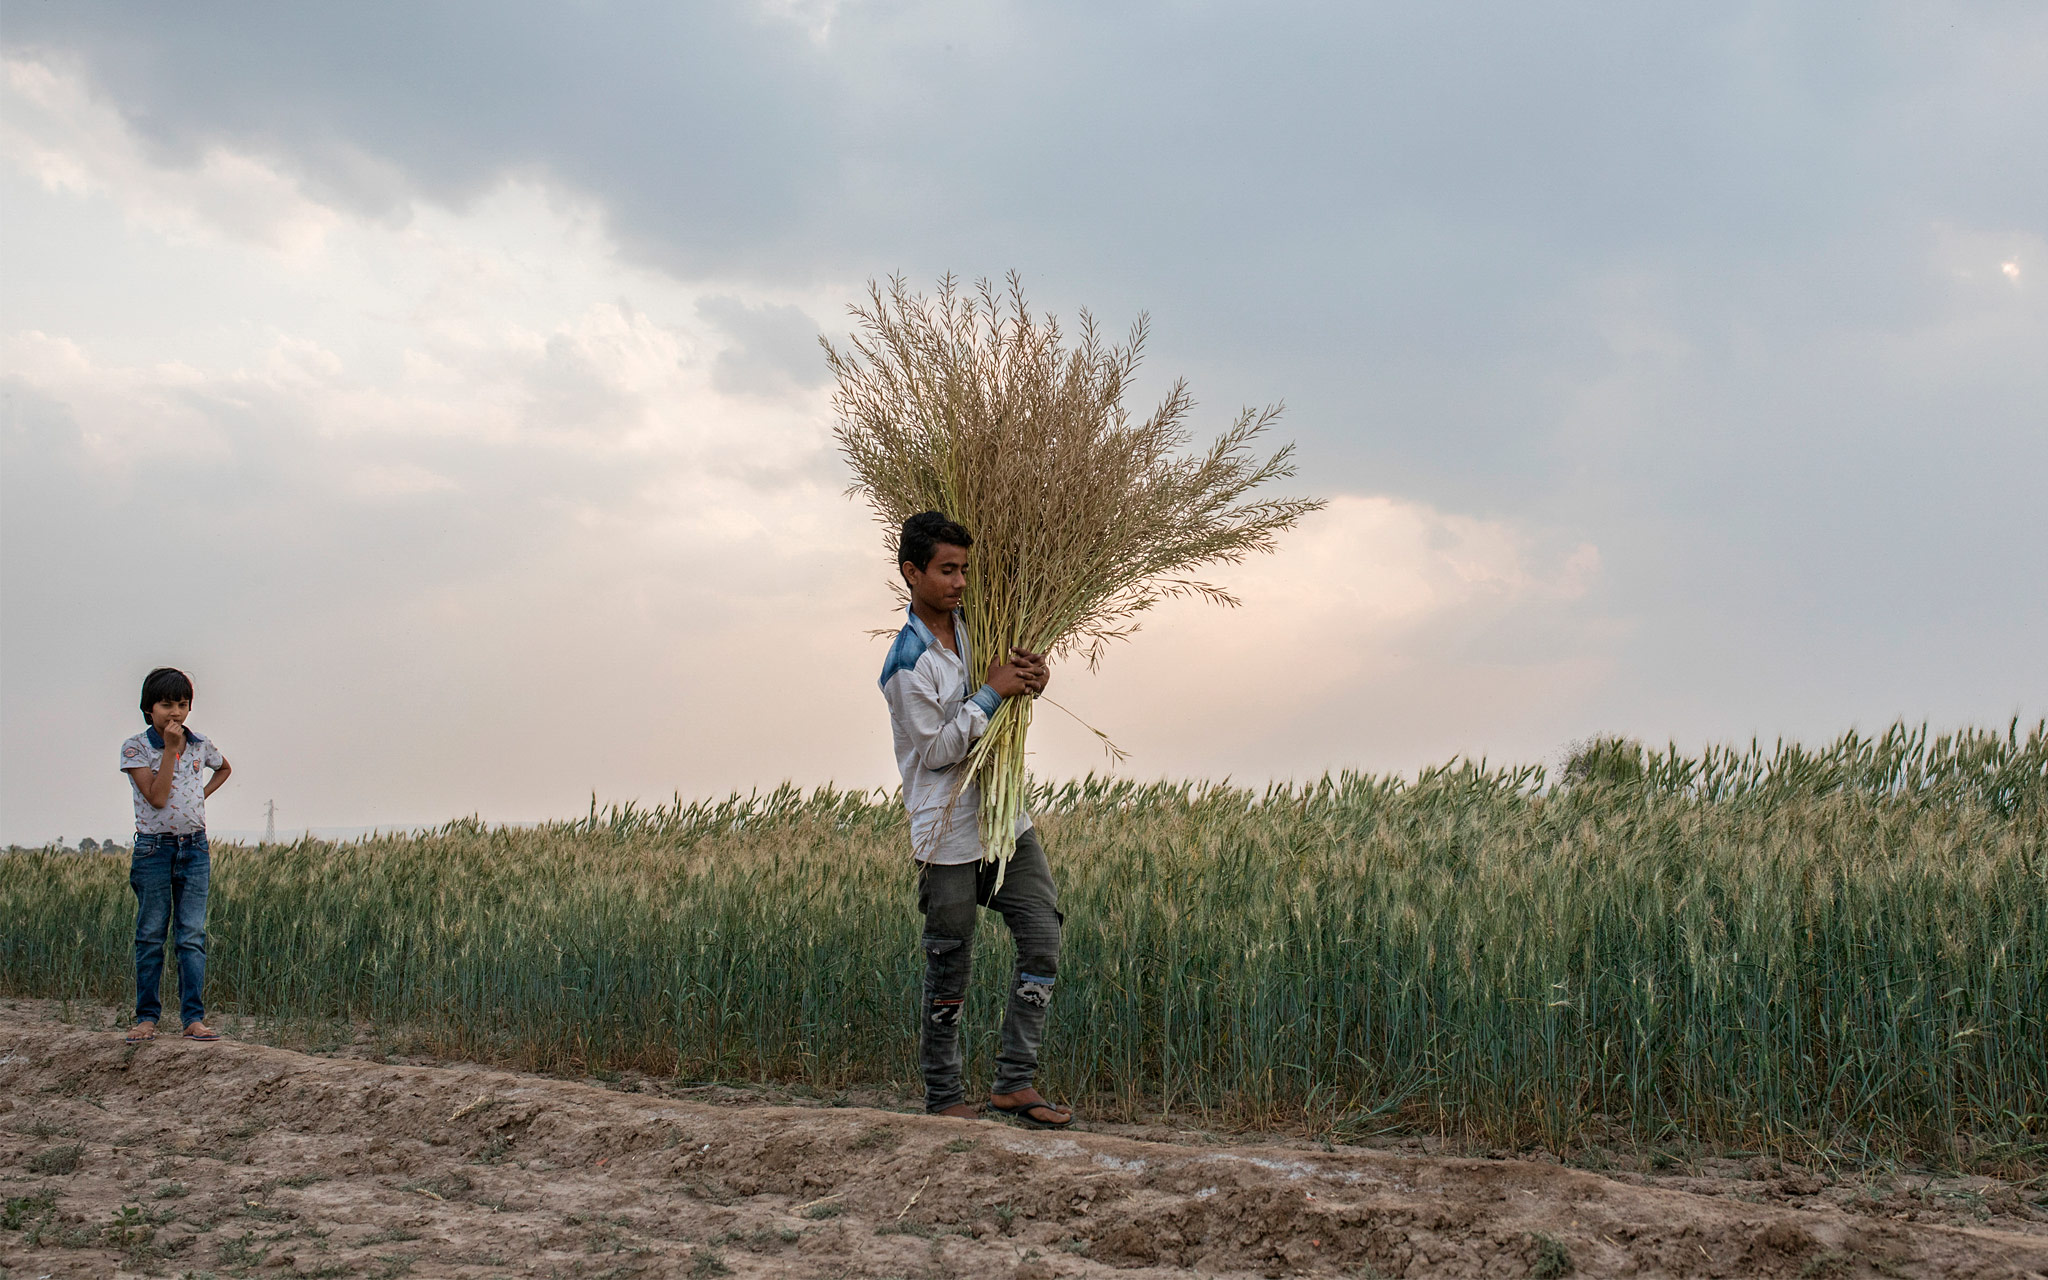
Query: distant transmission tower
[[264, 799, 276, 844]]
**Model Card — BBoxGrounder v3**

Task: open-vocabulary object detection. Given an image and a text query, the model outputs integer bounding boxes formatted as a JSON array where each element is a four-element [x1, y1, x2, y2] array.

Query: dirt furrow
[[2, 1014, 2043, 1279]]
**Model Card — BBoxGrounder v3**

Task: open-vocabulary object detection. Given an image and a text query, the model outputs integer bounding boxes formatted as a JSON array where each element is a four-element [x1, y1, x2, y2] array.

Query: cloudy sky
[[4, 2, 2043, 844]]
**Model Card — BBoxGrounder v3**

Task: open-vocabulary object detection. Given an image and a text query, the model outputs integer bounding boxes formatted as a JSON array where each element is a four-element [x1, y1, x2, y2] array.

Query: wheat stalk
[[827, 273, 1323, 880]]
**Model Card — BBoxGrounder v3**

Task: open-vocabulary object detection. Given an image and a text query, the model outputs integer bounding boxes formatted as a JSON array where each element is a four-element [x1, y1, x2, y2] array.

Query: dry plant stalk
[[827, 273, 1322, 878]]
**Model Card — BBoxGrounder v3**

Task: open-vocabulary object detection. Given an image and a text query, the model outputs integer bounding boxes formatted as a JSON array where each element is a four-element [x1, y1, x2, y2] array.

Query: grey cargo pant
[[916, 828, 1061, 1113]]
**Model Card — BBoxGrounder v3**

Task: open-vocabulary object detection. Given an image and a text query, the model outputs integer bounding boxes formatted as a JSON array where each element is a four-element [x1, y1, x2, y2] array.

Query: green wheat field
[[4, 724, 2042, 1167]]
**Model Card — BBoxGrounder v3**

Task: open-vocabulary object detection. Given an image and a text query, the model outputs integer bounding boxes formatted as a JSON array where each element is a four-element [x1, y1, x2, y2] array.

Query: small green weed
[[399, 1172, 473, 1200], [689, 1248, 731, 1277], [470, 1134, 512, 1164], [217, 1231, 271, 1265], [1531, 1231, 1574, 1278], [29, 1143, 83, 1175], [1800, 1252, 1853, 1279], [714, 1226, 800, 1249], [848, 1126, 901, 1151], [3, 1189, 57, 1230], [360, 1227, 422, 1244], [103, 1204, 154, 1247]]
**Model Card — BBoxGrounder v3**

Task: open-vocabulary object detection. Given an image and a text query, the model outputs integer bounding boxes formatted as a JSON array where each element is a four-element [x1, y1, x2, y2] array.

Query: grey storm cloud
[[9, 4, 2043, 463], [697, 296, 834, 398]]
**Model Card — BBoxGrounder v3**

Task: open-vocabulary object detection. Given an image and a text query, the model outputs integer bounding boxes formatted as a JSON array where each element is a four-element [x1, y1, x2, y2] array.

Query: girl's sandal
[[182, 1022, 221, 1042], [125, 1021, 158, 1043]]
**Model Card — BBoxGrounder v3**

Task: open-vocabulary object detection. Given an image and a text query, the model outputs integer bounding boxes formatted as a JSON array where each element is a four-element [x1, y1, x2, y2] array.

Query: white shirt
[[119, 727, 225, 835], [880, 606, 1032, 864]]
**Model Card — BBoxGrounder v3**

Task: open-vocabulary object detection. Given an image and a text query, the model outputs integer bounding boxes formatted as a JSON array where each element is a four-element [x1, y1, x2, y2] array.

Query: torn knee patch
[[928, 997, 964, 1028], [1015, 972, 1056, 1009]]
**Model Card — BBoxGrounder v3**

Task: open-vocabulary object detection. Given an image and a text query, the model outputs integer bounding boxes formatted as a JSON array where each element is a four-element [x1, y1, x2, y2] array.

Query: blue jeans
[[131, 831, 210, 1026]]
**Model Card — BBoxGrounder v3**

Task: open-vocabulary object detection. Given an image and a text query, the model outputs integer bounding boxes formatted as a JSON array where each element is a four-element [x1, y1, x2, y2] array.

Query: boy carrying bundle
[[881, 512, 1074, 1128]]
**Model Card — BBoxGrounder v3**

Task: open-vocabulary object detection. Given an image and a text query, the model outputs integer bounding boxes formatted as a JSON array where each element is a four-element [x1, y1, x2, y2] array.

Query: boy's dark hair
[[140, 667, 194, 717], [898, 511, 973, 573]]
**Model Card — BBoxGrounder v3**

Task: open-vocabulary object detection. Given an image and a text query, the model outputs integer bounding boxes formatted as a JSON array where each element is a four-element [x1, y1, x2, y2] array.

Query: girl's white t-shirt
[[119, 729, 225, 835]]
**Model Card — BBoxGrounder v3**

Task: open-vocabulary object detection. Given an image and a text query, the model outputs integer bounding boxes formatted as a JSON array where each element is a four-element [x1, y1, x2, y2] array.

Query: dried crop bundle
[[827, 274, 1321, 876]]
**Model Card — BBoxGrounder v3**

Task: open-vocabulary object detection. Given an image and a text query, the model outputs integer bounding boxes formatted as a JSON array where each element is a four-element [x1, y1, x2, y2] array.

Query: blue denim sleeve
[[970, 684, 1002, 717]]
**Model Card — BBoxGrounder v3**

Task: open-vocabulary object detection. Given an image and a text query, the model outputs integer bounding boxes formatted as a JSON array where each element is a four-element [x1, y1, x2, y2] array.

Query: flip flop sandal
[[182, 1024, 220, 1042], [125, 1023, 158, 1043], [988, 1099, 1073, 1129]]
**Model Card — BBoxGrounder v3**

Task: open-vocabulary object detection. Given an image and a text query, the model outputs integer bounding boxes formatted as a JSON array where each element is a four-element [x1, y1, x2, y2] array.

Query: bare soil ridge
[[2, 1014, 2043, 1279]]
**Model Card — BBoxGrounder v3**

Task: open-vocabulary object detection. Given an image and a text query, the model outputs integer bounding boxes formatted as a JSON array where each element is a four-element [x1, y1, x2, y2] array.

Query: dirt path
[[2, 1009, 2043, 1279]]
